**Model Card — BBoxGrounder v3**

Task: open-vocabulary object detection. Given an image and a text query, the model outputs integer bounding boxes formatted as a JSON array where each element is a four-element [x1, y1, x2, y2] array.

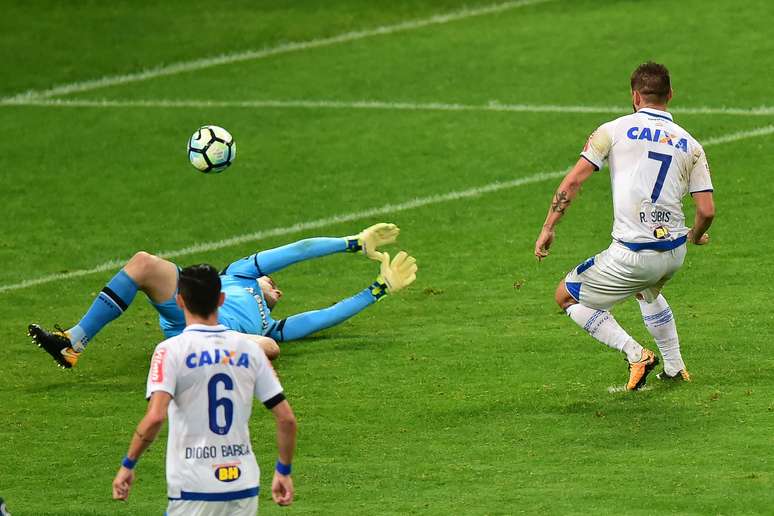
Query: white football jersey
[[581, 108, 713, 248], [146, 324, 283, 502]]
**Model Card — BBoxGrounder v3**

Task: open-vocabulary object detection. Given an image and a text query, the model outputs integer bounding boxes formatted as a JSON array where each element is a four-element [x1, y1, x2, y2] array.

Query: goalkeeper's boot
[[27, 324, 80, 369], [625, 348, 659, 391], [656, 369, 691, 382]]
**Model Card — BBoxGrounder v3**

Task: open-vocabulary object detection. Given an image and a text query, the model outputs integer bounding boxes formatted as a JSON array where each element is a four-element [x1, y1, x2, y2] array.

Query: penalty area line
[[2, 0, 554, 102], [3, 97, 774, 118], [0, 169, 568, 294], [1, 122, 771, 294]]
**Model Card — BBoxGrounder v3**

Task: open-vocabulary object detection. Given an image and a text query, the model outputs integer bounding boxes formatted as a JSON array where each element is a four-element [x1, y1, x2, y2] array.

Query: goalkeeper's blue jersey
[[217, 275, 272, 336]]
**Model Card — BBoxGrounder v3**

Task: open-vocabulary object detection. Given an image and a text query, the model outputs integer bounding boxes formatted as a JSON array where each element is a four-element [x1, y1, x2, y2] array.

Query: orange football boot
[[626, 348, 659, 390]]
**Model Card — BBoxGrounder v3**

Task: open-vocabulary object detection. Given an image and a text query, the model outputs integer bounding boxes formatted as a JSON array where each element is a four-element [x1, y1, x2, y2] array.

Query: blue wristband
[[121, 456, 137, 470], [275, 460, 292, 476]]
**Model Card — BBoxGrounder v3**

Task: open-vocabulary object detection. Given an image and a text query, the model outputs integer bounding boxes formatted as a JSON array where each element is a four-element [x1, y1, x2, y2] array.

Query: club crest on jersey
[[186, 349, 250, 369], [653, 225, 671, 240], [626, 127, 688, 152], [214, 465, 241, 482]]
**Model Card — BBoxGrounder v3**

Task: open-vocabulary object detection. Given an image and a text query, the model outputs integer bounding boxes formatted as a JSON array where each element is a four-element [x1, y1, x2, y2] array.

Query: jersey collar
[[637, 108, 673, 122], [183, 323, 228, 333]]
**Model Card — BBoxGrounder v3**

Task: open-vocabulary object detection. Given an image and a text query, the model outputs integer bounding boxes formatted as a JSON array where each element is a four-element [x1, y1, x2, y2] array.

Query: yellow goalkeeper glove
[[370, 251, 417, 300], [346, 223, 400, 260]]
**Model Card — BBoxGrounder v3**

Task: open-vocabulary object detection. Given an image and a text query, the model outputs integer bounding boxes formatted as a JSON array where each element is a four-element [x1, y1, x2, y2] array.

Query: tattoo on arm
[[551, 191, 570, 214]]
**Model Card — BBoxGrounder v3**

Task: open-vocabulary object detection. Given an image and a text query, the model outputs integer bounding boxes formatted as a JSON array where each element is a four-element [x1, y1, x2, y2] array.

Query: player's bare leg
[[557, 280, 659, 390], [29, 251, 178, 368], [123, 252, 178, 304]]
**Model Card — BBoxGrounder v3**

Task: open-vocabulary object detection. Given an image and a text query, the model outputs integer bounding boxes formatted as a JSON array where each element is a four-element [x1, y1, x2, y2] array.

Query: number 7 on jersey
[[647, 151, 673, 202]]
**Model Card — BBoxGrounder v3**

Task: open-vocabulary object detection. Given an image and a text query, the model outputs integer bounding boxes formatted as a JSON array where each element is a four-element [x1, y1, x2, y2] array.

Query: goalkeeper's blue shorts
[[152, 274, 274, 338]]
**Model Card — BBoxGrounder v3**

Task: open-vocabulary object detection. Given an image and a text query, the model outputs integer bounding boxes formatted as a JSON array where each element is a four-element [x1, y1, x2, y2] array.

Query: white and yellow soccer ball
[[188, 125, 236, 173]]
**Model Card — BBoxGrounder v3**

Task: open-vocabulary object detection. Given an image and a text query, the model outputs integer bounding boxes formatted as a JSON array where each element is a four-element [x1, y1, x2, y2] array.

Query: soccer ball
[[188, 125, 236, 173]]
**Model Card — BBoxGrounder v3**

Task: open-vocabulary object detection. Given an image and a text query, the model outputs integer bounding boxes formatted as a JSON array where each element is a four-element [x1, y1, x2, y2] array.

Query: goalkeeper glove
[[346, 223, 400, 260], [370, 251, 417, 300]]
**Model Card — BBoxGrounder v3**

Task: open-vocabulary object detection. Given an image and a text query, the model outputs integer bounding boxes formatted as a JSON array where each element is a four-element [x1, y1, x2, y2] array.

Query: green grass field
[[2, 1, 773, 514]]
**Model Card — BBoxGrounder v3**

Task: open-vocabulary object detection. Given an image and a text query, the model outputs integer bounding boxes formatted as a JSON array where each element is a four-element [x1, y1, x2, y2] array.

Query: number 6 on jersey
[[208, 373, 234, 435]]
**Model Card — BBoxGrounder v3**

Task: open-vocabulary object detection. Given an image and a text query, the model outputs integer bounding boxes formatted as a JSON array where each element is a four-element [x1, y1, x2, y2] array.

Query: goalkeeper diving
[[29, 223, 418, 368]]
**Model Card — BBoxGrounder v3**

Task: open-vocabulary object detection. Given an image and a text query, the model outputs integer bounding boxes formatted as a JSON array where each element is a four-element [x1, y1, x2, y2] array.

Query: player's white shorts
[[166, 496, 257, 516], [564, 241, 686, 310]]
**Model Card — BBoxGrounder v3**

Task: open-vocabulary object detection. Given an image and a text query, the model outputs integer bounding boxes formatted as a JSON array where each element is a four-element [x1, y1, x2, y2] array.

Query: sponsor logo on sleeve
[[583, 130, 597, 152], [150, 348, 167, 383]]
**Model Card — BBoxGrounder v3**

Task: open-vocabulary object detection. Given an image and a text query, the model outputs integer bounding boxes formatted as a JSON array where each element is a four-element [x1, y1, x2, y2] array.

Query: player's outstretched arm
[[112, 392, 171, 501], [534, 158, 596, 260], [271, 400, 297, 506], [266, 251, 418, 342], [222, 223, 399, 278], [688, 191, 715, 245]]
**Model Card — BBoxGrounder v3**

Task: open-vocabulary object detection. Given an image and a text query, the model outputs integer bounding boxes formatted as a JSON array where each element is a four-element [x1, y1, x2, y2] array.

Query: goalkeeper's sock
[[638, 295, 685, 376], [68, 269, 138, 352], [566, 304, 643, 363]]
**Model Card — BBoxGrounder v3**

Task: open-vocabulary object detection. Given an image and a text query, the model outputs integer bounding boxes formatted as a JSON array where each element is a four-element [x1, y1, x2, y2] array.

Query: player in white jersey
[[534, 62, 716, 390], [112, 264, 297, 515]]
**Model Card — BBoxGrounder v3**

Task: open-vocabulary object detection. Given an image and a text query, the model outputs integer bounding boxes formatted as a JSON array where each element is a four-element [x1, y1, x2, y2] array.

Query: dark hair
[[178, 264, 221, 316], [630, 62, 671, 103]]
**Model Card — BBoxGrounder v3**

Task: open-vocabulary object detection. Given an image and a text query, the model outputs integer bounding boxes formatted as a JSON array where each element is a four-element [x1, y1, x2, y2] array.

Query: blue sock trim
[[108, 269, 139, 306], [643, 308, 673, 327], [76, 269, 139, 343]]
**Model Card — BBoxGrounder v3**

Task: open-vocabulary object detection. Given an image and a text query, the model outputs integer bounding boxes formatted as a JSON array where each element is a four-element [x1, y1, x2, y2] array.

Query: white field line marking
[[4, 97, 774, 118], [607, 385, 652, 393], [1, 123, 772, 294], [3, 0, 553, 102], [0, 169, 567, 294], [701, 125, 774, 145]]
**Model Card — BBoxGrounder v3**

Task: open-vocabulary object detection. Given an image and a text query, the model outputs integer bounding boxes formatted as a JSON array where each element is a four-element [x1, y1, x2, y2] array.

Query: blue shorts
[[152, 273, 275, 338], [153, 296, 186, 338]]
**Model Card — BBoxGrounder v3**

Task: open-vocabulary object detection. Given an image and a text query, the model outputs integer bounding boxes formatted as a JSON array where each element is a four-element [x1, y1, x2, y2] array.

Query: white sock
[[638, 294, 684, 376], [566, 304, 643, 363], [67, 325, 87, 353]]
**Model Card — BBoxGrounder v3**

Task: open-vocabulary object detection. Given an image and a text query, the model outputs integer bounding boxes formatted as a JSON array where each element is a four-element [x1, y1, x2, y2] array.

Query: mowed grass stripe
[[3, 0, 555, 102], [4, 97, 774, 117], [0, 169, 568, 294], [1, 123, 771, 295]]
